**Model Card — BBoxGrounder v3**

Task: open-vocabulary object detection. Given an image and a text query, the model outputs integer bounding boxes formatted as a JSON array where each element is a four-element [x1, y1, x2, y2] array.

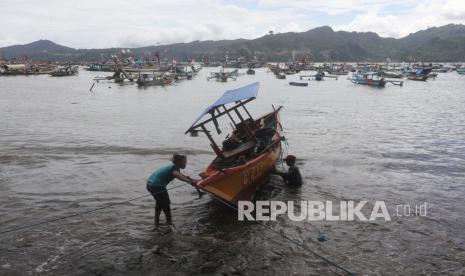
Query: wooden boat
[[207, 69, 238, 82], [289, 82, 308, 87], [284, 69, 297, 75], [186, 82, 283, 206], [173, 66, 195, 80], [276, 72, 286, 79], [86, 63, 116, 72], [50, 65, 78, 77], [404, 68, 431, 81], [246, 68, 255, 75], [0, 64, 56, 75], [136, 73, 173, 86], [314, 71, 324, 81], [350, 72, 385, 87], [407, 75, 428, 81], [379, 71, 403, 78], [326, 69, 349, 75], [191, 64, 203, 73], [300, 70, 337, 81]]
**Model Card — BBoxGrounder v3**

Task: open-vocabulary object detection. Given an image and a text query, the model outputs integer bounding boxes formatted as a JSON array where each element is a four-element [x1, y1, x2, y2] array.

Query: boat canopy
[[186, 82, 259, 133], [416, 68, 432, 76]]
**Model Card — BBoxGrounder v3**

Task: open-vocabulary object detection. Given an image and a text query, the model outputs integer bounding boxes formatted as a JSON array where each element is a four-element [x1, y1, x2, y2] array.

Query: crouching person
[[272, 155, 302, 187]]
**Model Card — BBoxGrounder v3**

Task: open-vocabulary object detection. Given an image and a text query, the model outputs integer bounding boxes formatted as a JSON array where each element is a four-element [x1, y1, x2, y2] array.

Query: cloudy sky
[[1, 0, 464, 48]]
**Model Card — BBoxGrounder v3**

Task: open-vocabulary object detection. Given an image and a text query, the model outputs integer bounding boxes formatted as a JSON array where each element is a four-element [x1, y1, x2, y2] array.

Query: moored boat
[[50, 65, 78, 77], [314, 71, 324, 81], [276, 72, 286, 79], [379, 71, 403, 78], [404, 67, 431, 81], [207, 68, 238, 82], [137, 73, 173, 86], [1, 64, 56, 75], [300, 70, 337, 81], [327, 69, 349, 75], [350, 72, 386, 87], [407, 75, 428, 81], [289, 81, 308, 87], [186, 82, 283, 206]]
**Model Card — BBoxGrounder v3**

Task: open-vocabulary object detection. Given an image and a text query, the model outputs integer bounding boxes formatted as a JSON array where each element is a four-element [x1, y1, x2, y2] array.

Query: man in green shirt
[[147, 154, 198, 226]]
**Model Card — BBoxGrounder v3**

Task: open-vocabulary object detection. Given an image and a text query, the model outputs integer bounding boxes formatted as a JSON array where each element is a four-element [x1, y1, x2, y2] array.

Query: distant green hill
[[1, 24, 465, 62]]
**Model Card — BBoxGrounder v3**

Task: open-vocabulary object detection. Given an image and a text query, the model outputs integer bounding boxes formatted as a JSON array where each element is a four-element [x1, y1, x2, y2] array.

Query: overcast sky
[[1, 0, 464, 48]]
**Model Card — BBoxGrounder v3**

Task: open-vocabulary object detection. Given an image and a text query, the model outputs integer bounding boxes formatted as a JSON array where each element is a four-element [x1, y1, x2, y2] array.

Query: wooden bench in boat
[[222, 140, 255, 159]]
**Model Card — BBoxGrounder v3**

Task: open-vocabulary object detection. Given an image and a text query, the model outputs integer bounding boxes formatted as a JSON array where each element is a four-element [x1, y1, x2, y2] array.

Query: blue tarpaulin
[[416, 68, 432, 76], [187, 82, 260, 130]]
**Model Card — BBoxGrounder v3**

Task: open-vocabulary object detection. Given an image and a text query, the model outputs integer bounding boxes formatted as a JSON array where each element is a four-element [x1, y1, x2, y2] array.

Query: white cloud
[[0, 0, 300, 47], [335, 0, 465, 38], [0, 37, 22, 47], [0, 0, 464, 48]]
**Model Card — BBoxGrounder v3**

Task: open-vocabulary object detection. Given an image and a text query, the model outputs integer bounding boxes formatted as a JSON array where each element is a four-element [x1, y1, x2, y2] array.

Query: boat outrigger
[[186, 82, 283, 206]]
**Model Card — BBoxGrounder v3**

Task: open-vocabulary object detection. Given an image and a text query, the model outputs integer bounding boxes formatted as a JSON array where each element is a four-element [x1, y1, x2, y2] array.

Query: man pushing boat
[[273, 155, 302, 187], [146, 154, 200, 226]]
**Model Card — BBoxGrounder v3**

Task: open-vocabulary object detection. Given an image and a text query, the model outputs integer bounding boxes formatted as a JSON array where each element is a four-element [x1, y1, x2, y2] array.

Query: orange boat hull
[[196, 110, 282, 206]]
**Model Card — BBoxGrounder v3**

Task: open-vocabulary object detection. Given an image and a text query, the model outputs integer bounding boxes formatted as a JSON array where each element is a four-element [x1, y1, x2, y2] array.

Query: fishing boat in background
[[276, 72, 286, 79], [207, 68, 239, 82], [190, 63, 203, 75], [456, 68, 465, 75], [103, 67, 136, 83], [350, 72, 386, 87], [326, 64, 350, 75], [408, 75, 428, 81], [300, 70, 338, 81], [289, 81, 308, 87], [50, 65, 78, 77], [379, 71, 403, 78], [136, 73, 173, 86], [173, 66, 194, 80], [1, 63, 56, 75], [246, 68, 255, 75], [186, 82, 283, 206], [86, 62, 116, 72], [405, 68, 432, 81], [314, 71, 326, 81], [284, 69, 298, 75], [1, 64, 29, 75]]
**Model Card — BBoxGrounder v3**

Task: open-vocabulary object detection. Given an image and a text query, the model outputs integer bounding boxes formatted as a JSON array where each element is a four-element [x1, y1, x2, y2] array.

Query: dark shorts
[[147, 183, 170, 205]]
